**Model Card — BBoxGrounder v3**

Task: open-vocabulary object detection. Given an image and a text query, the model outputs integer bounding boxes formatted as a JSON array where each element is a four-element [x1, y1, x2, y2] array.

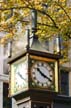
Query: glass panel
[[60, 70, 69, 95]]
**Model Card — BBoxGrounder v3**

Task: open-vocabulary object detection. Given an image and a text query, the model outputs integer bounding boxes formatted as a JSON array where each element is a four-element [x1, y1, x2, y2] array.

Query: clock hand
[[18, 72, 27, 82], [37, 68, 52, 82]]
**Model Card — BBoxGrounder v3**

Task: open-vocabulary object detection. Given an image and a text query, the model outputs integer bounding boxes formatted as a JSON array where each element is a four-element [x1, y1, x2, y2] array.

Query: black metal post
[[31, 8, 39, 46], [31, 9, 37, 34], [26, 29, 30, 50]]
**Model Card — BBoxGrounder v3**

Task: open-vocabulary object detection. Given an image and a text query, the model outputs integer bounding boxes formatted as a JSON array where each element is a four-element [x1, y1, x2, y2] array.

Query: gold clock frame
[[9, 55, 28, 96], [29, 55, 59, 92]]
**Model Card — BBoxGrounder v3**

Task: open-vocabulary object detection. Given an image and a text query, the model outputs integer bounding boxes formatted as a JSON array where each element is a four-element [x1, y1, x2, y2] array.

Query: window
[[60, 70, 69, 95], [3, 83, 11, 108], [32, 102, 51, 108]]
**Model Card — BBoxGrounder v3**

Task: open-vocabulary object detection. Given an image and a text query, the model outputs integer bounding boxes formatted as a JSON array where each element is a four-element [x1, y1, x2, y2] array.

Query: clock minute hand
[[37, 68, 52, 82], [18, 72, 27, 81]]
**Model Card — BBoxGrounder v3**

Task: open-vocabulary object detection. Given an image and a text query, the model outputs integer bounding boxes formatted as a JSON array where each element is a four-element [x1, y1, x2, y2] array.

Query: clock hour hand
[[37, 68, 52, 82]]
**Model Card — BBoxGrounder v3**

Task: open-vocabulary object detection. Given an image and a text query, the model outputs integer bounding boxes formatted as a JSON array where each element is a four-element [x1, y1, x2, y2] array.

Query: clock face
[[31, 61, 54, 88], [11, 56, 28, 94]]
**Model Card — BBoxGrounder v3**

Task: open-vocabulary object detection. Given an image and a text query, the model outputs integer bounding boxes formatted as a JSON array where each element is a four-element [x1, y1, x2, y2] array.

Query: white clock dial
[[13, 57, 28, 93], [31, 61, 53, 87], [15, 61, 28, 86]]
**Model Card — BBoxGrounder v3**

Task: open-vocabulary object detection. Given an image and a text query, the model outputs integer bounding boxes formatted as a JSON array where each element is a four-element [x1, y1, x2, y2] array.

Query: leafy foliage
[[0, 0, 71, 63]]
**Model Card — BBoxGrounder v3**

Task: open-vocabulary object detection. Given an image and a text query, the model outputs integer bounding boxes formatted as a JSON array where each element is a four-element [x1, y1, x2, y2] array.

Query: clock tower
[[8, 9, 62, 108]]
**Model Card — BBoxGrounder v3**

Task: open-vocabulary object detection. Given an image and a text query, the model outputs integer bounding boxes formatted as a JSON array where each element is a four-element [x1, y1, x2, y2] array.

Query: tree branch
[[0, 6, 31, 11], [37, 22, 57, 28], [37, 9, 58, 29], [55, 1, 71, 22]]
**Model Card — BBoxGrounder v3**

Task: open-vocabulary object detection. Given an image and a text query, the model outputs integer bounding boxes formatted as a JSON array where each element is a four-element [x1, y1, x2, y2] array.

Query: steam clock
[[8, 9, 61, 108]]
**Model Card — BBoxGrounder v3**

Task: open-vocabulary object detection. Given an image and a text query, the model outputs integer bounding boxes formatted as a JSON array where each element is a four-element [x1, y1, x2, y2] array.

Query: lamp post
[[30, 8, 62, 55], [31, 9, 37, 33]]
